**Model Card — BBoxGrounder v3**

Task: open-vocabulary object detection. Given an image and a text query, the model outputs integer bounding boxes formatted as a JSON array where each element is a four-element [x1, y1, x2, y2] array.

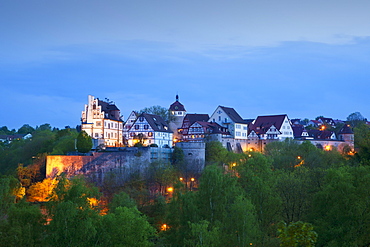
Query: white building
[[126, 113, 173, 148], [209, 106, 249, 139], [81, 95, 123, 147], [249, 114, 294, 140]]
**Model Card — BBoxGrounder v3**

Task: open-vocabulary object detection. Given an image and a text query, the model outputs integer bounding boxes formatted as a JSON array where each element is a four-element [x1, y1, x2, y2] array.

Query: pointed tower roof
[[169, 94, 186, 111]]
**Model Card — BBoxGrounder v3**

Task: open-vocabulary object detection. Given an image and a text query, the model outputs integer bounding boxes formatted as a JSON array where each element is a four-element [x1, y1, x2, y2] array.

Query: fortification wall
[[176, 142, 205, 175], [46, 147, 152, 186]]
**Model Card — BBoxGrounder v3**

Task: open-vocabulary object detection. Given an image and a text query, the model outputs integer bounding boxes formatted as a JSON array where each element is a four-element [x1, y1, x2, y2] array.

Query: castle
[[46, 94, 354, 182]]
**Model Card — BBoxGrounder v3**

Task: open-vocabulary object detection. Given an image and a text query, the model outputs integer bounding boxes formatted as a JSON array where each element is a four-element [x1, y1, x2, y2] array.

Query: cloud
[[2, 0, 370, 64]]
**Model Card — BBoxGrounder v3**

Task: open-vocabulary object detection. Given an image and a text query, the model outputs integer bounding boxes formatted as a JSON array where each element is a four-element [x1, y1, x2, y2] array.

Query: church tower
[[169, 94, 186, 142]]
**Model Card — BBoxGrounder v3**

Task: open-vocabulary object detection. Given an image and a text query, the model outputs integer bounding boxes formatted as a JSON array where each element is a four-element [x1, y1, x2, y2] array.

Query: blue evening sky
[[1, 0, 370, 130]]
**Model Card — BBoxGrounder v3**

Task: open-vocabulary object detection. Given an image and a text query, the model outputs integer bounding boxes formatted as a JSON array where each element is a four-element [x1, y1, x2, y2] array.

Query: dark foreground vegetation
[[1, 114, 370, 246]]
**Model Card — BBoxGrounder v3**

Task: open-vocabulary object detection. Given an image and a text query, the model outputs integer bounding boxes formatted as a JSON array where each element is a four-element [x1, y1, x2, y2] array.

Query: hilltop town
[[81, 94, 354, 153]]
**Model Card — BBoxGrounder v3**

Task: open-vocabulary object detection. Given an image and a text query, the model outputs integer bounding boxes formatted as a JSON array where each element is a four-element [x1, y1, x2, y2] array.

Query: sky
[[1, 0, 370, 130]]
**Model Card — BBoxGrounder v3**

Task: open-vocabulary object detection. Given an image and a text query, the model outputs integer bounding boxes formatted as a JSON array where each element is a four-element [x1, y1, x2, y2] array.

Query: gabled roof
[[181, 114, 209, 128], [292, 125, 306, 138], [251, 114, 289, 133], [307, 129, 335, 140], [218, 106, 247, 124], [169, 95, 186, 111], [193, 121, 230, 135], [141, 113, 172, 133], [339, 124, 354, 134]]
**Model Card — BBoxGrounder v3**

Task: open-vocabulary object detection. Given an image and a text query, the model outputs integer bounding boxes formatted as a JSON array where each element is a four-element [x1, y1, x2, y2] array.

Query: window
[[236, 124, 241, 129], [139, 117, 144, 122], [148, 132, 153, 137], [95, 133, 99, 138], [243, 126, 248, 130], [96, 121, 101, 126], [135, 125, 139, 130], [236, 132, 241, 136], [144, 125, 149, 130], [108, 123, 110, 129], [218, 116, 221, 121]]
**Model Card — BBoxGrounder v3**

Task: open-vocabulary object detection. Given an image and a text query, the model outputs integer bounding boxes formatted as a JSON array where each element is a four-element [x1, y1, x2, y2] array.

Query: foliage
[[0, 200, 46, 247], [171, 146, 185, 171], [309, 166, 370, 246], [109, 191, 137, 213], [97, 206, 155, 247], [347, 111, 366, 128], [205, 141, 228, 165], [277, 221, 317, 247], [138, 105, 175, 122], [76, 130, 92, 153], [185, 220, 221, 247], [17, 124, 35, 134]]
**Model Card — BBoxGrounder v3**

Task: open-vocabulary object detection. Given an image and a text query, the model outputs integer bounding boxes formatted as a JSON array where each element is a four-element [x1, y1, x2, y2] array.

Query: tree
[[309, 166, 370, 246], [138, 105, 175, 122], [205, 141, 228, 165], [347, 112, 366, 128], [236, 152, 281, 245], [171, 146, 185, 171], [76, 130, 92, 153], [277, 221, 317, 247], [97, 206, 155, 247], [264, 139, 301, 170], [0, 200, 46, 247], [185, 220, 221, 247], [109, 191, 137, 213], [45, 176, 101, 246], [17, 124, 35, 134]]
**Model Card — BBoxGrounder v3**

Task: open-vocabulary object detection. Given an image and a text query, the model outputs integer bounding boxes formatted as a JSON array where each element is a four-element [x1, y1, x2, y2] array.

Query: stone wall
[[46, 147, 153, 186], [175, 142, 205, 176]]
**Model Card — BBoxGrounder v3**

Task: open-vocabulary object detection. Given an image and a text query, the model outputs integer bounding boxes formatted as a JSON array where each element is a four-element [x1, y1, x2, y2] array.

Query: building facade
[[81, 95, 123, 147]]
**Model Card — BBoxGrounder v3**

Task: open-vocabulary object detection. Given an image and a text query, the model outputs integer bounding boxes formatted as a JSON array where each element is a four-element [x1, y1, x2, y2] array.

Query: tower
[[169, 94, 186, 142]]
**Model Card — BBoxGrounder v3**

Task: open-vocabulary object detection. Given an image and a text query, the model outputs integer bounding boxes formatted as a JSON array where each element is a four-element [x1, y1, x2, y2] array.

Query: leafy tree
[[205, 141, 228, 165], [185, 220, 221, 247], [0, 200, 46, 247], [347, 111, 366, 128], [277, 221, 317, 247], [138, 105, 174, 122], [276, 169, 311, 223], [17, 124, 35, 134], [27, 178, 55, 202], [148, 161, 178, 196], [171, 146, 185, 171], [109, 191, 137, 213], [76, 130, 92, 153], [45, 200, 99, 247], [45, 176, 101, 246], [0, 176, 18, 214], [264, 139, 302, 170], [0, 126, 15, 135], [309, 166, 370, 246], [353, 122, 370, 164], [236, 152, 281, 245], [96, 206, 155, 247], [52, 128, 79, 154]]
